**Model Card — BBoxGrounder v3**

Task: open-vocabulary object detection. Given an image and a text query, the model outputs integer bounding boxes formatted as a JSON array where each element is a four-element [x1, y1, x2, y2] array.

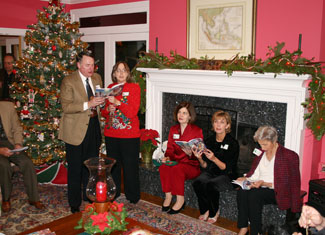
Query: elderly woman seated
[[236, 125, 302, 235]]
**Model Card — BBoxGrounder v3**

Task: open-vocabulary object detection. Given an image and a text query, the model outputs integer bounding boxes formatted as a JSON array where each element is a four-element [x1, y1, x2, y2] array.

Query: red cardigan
[[101, 82, 140, 139], [246, 144, 302, 212], [165, 124, 203, 167]]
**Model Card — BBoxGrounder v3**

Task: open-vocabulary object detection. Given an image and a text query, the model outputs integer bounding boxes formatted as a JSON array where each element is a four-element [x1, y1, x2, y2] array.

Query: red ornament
[[12, 69, 17, 75], [46, 13, 49, 18], [315, 80, 319, 84], [317, 125, 321, 129], [285, 61, 291, 66], [49, 0, 59, 6], [45, 99, 49, 108], [52, 45, 56, 51]]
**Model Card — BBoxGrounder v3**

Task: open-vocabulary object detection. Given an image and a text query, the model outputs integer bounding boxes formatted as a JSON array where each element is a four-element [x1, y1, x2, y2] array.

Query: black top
[[203, 133, 239, 180]]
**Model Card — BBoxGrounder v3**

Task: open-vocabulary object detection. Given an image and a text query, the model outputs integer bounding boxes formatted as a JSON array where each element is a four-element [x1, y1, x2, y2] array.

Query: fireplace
[[138, 68, 310, 169]]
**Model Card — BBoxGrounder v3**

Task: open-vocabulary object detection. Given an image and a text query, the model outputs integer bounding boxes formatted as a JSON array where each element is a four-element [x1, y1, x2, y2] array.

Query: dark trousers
[[237, 188, 277, 235], [192, 172, 232, 217], [65, 117, 101, 209], [105, 136, 140, 203], [0, 140, 39, 202]]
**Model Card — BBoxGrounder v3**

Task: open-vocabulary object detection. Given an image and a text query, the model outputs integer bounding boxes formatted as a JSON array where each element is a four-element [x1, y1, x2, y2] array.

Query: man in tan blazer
[[59, 51, 105, 213], [0, 101, 44, 213]]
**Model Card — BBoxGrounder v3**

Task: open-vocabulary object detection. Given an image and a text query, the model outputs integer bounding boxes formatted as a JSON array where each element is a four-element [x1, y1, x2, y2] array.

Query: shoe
[[207, 209, 220, 224], [162, 204, 170, 212], [167, 202, 185, 214], [198, 211, 209, 221], [2, 201, 11, 212], [29, 201, 45, 210], [129, 199, 139, 204], [71, 206, 80, 214]]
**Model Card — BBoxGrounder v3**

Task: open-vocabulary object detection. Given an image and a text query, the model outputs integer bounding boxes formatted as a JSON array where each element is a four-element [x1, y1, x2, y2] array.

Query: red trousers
[[159, 163, 200, 196]]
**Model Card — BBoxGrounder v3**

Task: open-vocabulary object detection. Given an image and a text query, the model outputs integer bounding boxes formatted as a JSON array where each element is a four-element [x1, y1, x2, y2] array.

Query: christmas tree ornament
[[40, 74, 46, 84], [28, 89, 36, 104]]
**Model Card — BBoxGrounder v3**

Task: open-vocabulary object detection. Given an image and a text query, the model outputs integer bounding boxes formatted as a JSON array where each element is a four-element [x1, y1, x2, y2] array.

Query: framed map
[[187, 0, 256, 60]]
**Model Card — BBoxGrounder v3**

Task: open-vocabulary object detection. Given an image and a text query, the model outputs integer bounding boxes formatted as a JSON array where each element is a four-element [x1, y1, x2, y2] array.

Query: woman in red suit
[[159, 101, 203, 214], [236, 126, 302, 235], [101, 61, 141, 204]]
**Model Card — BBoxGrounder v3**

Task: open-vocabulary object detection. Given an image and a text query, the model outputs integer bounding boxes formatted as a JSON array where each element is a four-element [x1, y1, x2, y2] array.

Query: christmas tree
[[11, 0, 88, 165]]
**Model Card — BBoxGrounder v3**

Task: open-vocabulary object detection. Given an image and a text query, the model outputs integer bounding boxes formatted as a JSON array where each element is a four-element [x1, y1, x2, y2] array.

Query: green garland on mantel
[[132, 42, 324, 140]]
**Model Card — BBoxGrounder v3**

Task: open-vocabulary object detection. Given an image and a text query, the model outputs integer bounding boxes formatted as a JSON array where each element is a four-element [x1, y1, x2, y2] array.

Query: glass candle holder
[[84, 156, 116, 203]]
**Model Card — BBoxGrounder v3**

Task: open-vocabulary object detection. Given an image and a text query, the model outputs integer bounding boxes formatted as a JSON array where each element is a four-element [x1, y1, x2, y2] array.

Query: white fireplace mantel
[[137, 68, 310, 159]]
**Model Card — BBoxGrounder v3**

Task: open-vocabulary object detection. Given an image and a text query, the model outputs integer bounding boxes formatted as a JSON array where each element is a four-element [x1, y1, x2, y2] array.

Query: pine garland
[[133, 42, 324, 140]]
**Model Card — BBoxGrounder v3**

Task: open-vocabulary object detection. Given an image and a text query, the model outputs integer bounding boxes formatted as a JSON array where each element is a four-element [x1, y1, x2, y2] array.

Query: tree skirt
[[36, 161, 67, 185]]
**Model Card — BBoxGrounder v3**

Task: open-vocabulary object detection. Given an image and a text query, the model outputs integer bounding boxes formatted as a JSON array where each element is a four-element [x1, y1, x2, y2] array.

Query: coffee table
[[18, 212, 171, 235]]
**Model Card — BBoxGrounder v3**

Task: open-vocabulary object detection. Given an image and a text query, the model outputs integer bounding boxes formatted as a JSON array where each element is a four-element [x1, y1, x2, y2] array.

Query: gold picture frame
[[187, 0, 257, 60]]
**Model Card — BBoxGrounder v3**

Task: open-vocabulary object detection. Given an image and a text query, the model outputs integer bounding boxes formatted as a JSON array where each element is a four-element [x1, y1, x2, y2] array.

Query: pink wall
[[0, 0, 324, 194], [0, 0, 47, 28]]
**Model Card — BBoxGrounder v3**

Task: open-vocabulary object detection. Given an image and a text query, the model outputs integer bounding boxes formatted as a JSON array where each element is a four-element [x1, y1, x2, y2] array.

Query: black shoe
[[129, 199, 139, 204], [162, 204, 170, 212], [71, 207, 80, 214], [167, 202, 185, 214]]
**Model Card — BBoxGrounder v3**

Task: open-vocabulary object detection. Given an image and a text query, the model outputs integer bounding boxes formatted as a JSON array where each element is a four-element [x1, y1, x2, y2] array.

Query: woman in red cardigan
[[101, 61, 141, 204], [159, 101, 203, 214], [236, 126, 302, 235]]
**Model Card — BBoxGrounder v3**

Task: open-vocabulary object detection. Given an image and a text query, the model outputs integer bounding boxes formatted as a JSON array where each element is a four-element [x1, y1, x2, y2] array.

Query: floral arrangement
[[133, 42, 324, 140], [140, 129, 160, 153], [75, 201, 128, 234]]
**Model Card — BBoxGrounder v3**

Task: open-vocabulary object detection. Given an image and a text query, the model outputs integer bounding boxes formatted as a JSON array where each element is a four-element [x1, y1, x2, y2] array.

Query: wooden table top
[[18, 212, 171, 235]]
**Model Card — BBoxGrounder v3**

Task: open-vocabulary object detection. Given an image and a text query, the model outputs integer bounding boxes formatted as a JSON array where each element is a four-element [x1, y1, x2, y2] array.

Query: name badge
[[253, 148, 262, 156], [122, 92, 129, 96], [173, 134, 180, 139], [221, 144, 229, 150]]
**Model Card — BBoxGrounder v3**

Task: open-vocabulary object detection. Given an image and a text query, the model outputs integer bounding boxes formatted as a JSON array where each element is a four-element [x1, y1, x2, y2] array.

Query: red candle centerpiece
[[96, 181, 107, 202]]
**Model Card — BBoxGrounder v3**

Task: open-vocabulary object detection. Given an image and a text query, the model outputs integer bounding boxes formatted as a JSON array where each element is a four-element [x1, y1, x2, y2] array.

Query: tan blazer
[[58, 71, 103, 146], [0, 101, 23, 145]]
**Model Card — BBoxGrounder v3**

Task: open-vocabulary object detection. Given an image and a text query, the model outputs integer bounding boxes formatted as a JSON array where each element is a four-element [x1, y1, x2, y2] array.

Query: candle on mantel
[[96, 181, 107, 202], [298, 34, 302, 51]]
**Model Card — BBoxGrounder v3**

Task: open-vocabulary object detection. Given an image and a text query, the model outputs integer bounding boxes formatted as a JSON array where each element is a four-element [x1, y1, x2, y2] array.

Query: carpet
[[1, 173, 235, 235]]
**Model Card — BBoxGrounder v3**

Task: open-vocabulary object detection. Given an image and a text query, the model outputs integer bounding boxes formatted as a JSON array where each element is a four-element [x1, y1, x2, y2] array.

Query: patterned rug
[[0, 173, 235, 235]]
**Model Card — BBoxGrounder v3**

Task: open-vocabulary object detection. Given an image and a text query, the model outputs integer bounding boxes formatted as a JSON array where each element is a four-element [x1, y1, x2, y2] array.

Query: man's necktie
[[85, 78, 94, 100]]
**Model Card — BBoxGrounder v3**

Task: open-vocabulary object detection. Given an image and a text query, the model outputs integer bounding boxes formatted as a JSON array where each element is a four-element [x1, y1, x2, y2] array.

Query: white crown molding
[[41, 0, 100, 4]]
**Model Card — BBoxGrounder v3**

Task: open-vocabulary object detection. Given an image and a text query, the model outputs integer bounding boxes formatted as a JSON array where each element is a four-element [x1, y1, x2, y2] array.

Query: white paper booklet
[[175, 138, 206, 153], [95, 83, 124, 97], [10, 146, 28, 153], [232, 179, 253, 190]]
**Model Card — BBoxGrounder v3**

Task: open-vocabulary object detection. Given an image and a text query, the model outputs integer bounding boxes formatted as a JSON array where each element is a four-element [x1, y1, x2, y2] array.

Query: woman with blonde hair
[[192, 110, 239, 223]]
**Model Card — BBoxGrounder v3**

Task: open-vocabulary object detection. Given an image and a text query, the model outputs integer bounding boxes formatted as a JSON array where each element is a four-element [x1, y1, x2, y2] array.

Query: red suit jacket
[[165, 124, 203, 167], [246, 144, 302, 212]]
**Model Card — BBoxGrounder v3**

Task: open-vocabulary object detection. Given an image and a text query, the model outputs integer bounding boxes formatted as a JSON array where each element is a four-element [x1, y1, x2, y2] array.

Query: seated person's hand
[[236, 177, 247, 182], [181, 146, 193, 156], [192, 146, 203, 159], [0, 147, 14, 157], [204, 149, 215, 161], [161, 157, 170, 163], [250, 180, 264, 188], [299, 205, 325, 231]]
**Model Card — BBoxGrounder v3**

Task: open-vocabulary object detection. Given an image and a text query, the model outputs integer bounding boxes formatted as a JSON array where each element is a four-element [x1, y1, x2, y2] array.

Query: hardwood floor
[[139, 191, 239, 233]]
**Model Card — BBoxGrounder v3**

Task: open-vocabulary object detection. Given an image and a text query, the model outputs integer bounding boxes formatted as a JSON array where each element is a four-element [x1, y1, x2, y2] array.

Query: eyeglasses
[[116, 69, 127, 73]]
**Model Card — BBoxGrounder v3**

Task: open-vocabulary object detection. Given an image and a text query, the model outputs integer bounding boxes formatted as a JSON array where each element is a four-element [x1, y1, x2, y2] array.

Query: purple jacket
[[246, 144, 302, 212]]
